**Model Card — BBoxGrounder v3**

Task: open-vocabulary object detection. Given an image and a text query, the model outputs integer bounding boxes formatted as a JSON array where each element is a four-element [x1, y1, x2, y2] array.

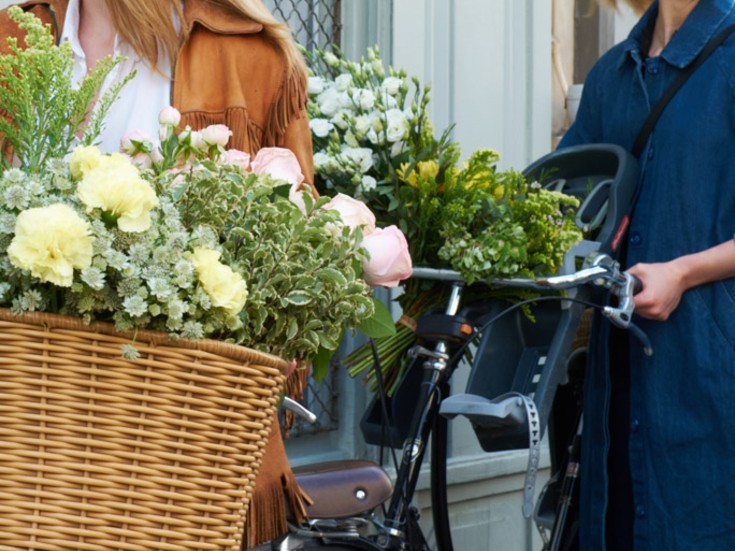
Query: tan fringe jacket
[[0, 0, 313, 546], [1, 0, 315, 184]]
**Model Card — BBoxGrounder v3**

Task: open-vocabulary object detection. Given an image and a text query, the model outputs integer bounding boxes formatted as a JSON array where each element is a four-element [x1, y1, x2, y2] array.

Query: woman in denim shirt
[[561, 0, 735, 549]]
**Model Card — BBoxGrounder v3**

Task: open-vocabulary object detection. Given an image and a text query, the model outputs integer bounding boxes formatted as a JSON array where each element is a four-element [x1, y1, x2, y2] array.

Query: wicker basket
[[0, 308, 288, 551]]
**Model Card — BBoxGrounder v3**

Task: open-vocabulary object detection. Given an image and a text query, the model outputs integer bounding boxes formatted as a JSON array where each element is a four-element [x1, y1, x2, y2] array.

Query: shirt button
[[647, 145, 655, 159], [636, 505, 646, 518], [630, 232, 642, 246], [648, 64, 658, 74], [631, 418, 641, 432]]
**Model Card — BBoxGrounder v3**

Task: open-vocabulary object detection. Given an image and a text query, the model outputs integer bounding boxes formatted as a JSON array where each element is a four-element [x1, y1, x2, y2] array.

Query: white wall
[[392, 0, 553, 171]]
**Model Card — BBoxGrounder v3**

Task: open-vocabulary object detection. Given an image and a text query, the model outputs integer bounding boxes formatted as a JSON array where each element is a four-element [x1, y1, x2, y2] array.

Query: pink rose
[[323, 193, 376, 234], [250, 147, 305, 185], [120, 129, 153, 155], [219, 148, 251, 170], [361, 225, 413, 287], [159, 106, 181, 127], [200, 124, 233, 147]]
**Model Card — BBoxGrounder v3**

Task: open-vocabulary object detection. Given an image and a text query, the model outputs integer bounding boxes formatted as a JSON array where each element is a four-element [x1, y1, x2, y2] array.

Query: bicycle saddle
[[292, 459, 393, 519]]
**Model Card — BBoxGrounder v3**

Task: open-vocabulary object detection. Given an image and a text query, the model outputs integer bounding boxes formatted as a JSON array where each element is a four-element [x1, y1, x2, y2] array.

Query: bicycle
[[265, 143, 644, 551]]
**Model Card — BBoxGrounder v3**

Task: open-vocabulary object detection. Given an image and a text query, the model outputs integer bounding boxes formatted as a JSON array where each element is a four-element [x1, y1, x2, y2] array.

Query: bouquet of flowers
[[307, 46, 584, 389], [0, 8, 410, 380], [306, 45, 450, 227]]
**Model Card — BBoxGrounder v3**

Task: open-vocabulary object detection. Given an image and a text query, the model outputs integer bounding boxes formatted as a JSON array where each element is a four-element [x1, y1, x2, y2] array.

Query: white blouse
[[60, 0, 172, 154]]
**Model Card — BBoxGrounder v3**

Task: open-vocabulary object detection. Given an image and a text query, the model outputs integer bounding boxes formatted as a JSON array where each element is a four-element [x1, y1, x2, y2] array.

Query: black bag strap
[[631, 23, 735, 158]]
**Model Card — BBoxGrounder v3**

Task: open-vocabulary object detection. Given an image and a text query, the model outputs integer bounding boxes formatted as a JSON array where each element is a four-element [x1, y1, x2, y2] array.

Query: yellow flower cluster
[[397, 160, 440, 188], [190, 248, 248, 316], [72, 146, 158, 232], [7, 204, 93, 287]]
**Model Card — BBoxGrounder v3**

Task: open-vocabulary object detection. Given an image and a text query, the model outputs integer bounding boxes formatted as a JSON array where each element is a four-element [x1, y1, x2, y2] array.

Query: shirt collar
[[620, 0, 735, 69]]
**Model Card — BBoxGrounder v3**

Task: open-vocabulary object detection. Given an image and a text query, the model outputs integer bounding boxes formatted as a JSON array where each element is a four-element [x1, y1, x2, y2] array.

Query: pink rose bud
[[219, 149, 251, 170], [250, 147, 305, 185], [158, 106, 181, 127], [120, 129, 153, 155], [323, 193, 376, 234], [130, 151, 152, 169], [361, 225, 413, 287], [200, 124, 233, 147]]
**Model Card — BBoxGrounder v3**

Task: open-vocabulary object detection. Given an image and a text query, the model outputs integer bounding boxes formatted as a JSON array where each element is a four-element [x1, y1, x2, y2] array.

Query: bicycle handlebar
[[411, 253, 652, 356]]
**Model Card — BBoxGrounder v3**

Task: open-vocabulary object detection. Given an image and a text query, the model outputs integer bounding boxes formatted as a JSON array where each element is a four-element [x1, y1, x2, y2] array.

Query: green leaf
[[358, 296, 396, 338], [310, 345, 333, 382], [284, 292, 313, 306]]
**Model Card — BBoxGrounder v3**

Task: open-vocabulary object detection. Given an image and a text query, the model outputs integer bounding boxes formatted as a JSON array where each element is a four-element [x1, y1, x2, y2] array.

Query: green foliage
[[162, 163, 375, 360], [0, 7, 130, 171]]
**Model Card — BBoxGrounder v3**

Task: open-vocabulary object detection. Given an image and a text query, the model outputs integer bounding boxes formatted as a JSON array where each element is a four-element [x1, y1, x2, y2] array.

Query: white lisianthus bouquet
[[0, 8, 413, 375], [306, 46, 446, 225]]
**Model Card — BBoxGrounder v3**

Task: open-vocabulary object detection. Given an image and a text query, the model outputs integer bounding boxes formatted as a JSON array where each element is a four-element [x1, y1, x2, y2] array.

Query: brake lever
[[603, 272, 653, 356]]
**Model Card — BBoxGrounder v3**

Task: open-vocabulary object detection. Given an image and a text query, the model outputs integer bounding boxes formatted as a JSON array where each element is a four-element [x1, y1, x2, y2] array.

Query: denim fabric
[[560, 1, 735, 549]]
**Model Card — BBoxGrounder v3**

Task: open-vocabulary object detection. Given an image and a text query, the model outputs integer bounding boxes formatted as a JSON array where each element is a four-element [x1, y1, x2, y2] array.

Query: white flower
[[352, 88, 376, 110], [158, 106, 181, 127], [335, 73, 352, 92], [317, 88, 342, 117], [391, 140, 405, 158], [354, 115, 371, 138], [343, 147, 374, 174], [381, 76, 403, 96], [309, 118, 334, 138], [360, 175, 377, 192], [385, 109, 408, 143], [367, 128, 383, 145], [313, 151, 332, 170], [200, 124, 233, 147], [344, 131, 359, 148], [332, 110, 351, 130], [123, 295, 148, 317], [308, 75, 326, 95]]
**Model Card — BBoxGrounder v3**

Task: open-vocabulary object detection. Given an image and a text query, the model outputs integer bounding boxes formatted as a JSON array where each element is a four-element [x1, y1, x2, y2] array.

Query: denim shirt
[[561, 1, 735, 549]]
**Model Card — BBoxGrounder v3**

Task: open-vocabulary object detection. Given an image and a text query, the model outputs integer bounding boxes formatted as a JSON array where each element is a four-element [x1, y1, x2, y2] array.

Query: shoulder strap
[[631, 23, 735, 158]]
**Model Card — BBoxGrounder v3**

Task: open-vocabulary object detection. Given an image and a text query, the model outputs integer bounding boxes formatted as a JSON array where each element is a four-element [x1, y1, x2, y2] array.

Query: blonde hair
[[598, 0, 652, 16], [104, 0, 307, 80]]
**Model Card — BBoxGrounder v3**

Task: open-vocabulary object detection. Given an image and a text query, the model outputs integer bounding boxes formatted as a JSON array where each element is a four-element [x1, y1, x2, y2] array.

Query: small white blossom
[[307, 75, 326, 95], [335, 73, 352, 92], [3, 185, 29, 210], [81, 266, 106, 290], [360, 175, 377, 193], [123, 295, 148, 317], [309, 118, 334, 138], [381, 76, 403, 96]]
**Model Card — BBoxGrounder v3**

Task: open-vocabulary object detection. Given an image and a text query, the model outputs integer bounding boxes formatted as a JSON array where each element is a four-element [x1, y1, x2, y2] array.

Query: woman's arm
[[628, 239, 735, 320]]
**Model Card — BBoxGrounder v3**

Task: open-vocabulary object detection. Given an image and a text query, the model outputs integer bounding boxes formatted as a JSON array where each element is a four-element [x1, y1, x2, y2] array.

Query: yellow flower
[[69, 145, 102, 180], [77, 153, 159, 232], [417, 160, 439, 180], [397, 160, 440, 188], [7, 203, 93, 287], [190, 248, 248, 315], [397, 162, 417, 187]]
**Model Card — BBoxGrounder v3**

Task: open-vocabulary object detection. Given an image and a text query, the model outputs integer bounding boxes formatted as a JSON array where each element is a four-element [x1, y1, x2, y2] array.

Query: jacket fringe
[[262, 66, 308, 147], [180, 107, 263, 154], [243, 444, 310, 548], [282, 360, 311, 430]]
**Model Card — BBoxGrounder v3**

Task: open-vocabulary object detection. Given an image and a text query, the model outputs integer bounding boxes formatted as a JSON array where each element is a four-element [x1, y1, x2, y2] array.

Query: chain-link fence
[[265, 0, 342, 51], [266, 0, 343, 435]]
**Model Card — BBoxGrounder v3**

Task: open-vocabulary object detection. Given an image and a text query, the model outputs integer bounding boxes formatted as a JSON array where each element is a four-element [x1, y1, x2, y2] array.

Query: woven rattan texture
[[0, 309, 287, 551]]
